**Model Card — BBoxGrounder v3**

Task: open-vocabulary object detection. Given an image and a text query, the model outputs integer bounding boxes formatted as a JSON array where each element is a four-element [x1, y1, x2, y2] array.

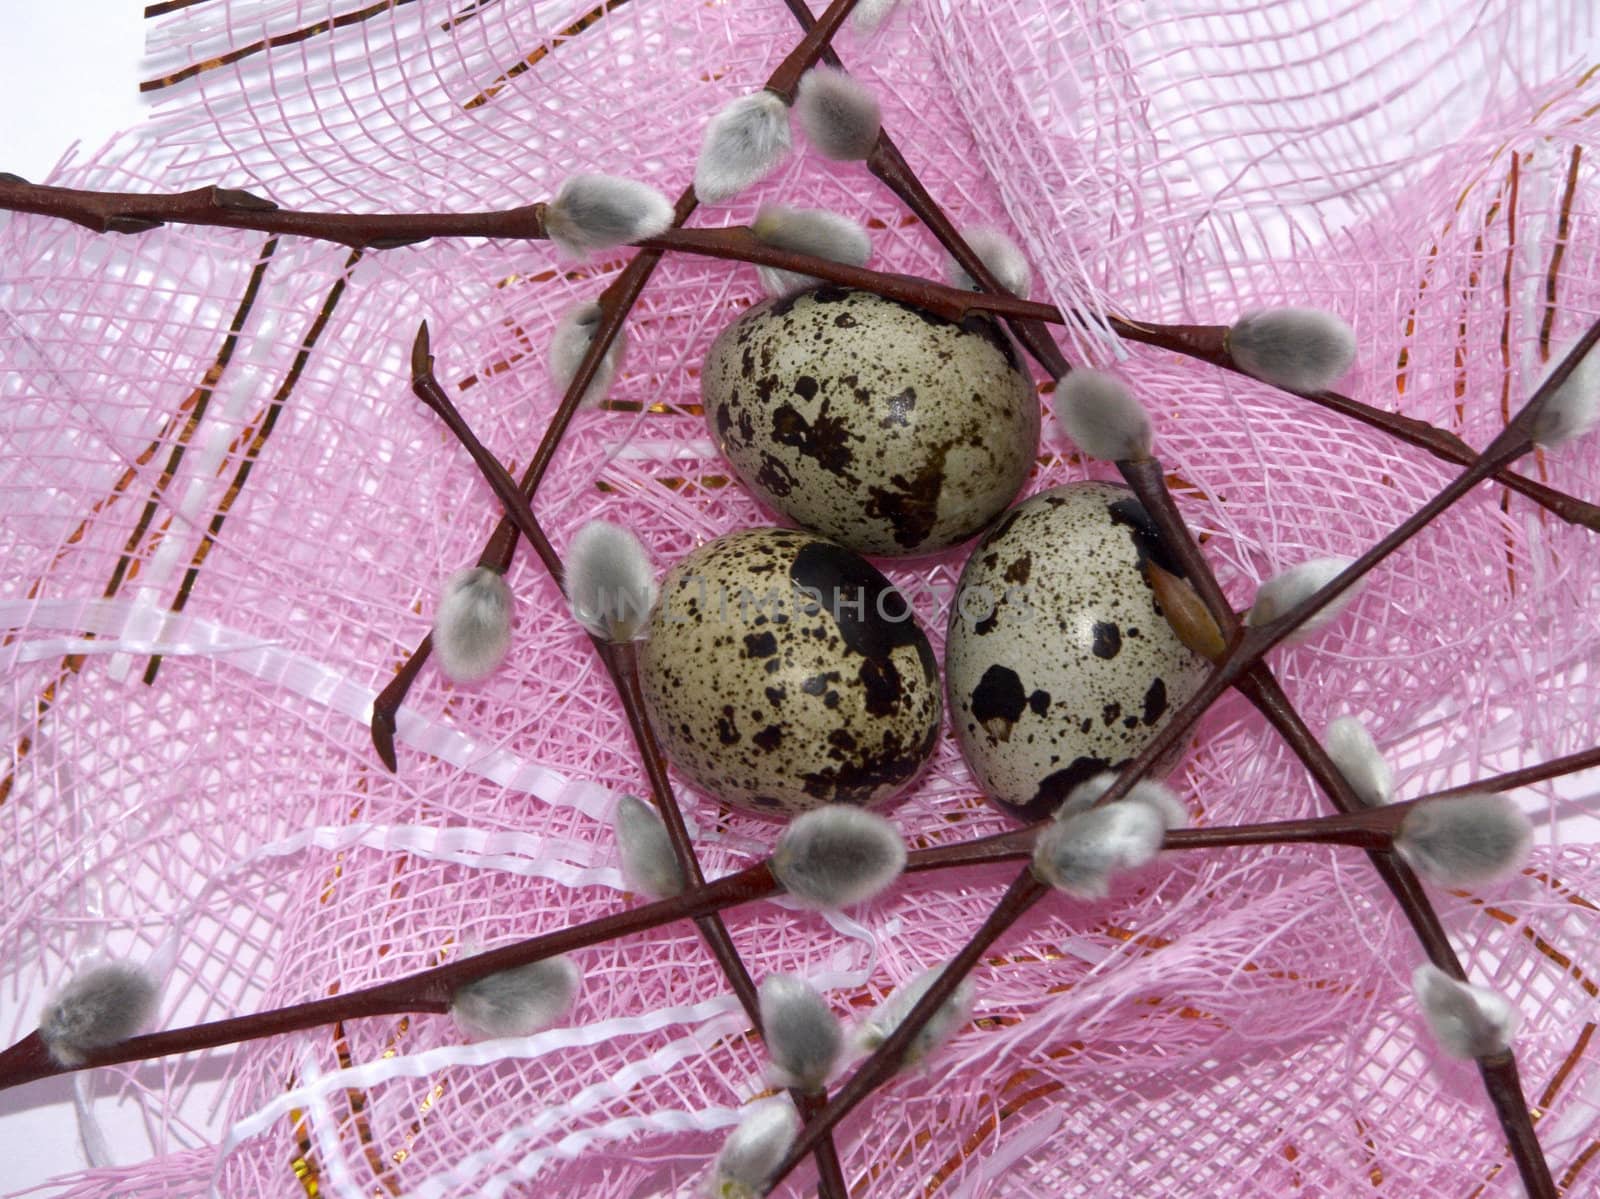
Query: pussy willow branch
[[764, 324, 1600, 1195], [1120, 447, 1558, 1197], [0, 802, 1462, 1094], [411, 325, 849, 1198], [1429, 743, 1600, 801], [606, 638, 851, 1199], [776, 0, 1070, 379], [1110, 384, 1592, 1199], [1237, 668, 1556, 1197], [366, 0, 861, 773], [4, 176, 1592, 534], [765, 868, 1049, 1194]]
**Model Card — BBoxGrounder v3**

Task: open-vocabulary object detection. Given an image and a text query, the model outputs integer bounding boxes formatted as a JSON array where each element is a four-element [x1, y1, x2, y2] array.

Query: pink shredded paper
[[2, 1, 1599, 1196]]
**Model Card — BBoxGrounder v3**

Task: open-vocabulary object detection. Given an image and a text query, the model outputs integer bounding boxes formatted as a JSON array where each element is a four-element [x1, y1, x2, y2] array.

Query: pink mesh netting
[[2, 0, 1599, 1195]]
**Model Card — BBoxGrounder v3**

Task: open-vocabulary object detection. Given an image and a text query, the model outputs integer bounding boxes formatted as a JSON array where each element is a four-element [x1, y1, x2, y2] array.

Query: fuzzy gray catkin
[[566, 520, 657, 642], [39, 960, 159, 1066], [1395, 794, 1533, 886], [793, 67, 881, 161], [449, 956, 580, 1040], [770, 806, 906, 908], [433, 567, 514, 683], [759, 974, 843, 1092], [544, 173, 674, 258], [1226, 307, 1357, 392], [694, 91, 792, 204]]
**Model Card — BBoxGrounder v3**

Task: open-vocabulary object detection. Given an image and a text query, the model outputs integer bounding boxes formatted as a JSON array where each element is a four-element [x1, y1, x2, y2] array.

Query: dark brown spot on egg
[[863, 447, 948, 550], [771, 399, 856, 477], [743, 631, 778, 659], [801, 728, 929, 805], [793, 375, 819, 400], [1108, 497, 1186, 578], [858, 657, 903, 716], [971, 664, 1026, 741], [757, 453, 797, 497], [801, 672, 837, 696], [753, 724, 784, 753], [1102, 701, 1122, 726], [881, 386, 916, 428], [1003, 553, 1031, 584], [789, 542, 929, 662], [1021, 755, 1115, 823], [1092, 622, 1122, 659], [1142, 677, 1169, 725], [716, 706, 740, 745]]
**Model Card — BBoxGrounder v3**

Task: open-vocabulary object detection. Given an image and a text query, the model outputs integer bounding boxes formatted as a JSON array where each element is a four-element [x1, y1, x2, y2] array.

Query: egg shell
[[638, 527, 942, 819], [701, 286, 1039, 556], [945, 482, 1209, 823]]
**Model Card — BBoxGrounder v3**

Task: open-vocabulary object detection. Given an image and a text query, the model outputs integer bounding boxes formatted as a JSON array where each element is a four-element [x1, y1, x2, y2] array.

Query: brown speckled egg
[[701, 286, 1039, 556], [638, 527, 942, 819], [945, 482, 1209, 823]]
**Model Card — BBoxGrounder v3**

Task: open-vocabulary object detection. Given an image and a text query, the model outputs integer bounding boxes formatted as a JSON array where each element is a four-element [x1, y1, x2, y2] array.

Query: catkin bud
[[705, 1100, 798, 1198], [449, 956, 580, 1040], [1032, 801, 1166, 898], [1227, 307, 1357, 392], [1325, 716, 1393, 807], [615, 794, 685, 899], [1055, 369, 1154, 462], [433, 567, 514, 683], [945, 226, 1032, 298], [694, 91, 792, 204], [770, 806, 905, 909], [750, 204, 871, 297], [856, 965, 974, 1070], [1413, 964, 1518, 1059], [544, 173, 674, 259], [1395, 793, 1533, 887], [566, 520, 657, 642], [1243, 557, 1360, 641], [548, 301, 627, 408], [760, 974, 842, 1092], [793, 66, 881, 161], [39, 960, 159, 1067]]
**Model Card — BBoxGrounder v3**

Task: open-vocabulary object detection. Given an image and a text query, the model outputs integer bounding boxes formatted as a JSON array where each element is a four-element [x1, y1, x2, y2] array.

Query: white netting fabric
[[2, 0, 1598, 1195]]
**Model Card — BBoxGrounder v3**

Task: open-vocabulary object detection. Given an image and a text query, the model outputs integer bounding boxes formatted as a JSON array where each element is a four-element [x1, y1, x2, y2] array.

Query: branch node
[[104, 215, 164, 235], [210, 186, 278, 212]]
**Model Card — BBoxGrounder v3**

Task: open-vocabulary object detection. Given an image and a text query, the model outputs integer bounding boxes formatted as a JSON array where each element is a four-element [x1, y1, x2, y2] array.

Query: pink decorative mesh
[[2, 1, 1599, 1196]]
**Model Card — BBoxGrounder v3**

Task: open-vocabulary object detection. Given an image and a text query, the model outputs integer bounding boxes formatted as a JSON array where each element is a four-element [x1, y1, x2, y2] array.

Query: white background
[[0, 3, 147, 182]]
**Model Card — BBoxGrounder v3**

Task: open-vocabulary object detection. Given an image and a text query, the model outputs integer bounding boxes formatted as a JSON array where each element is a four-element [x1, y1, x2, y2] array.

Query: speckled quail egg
[[945, 481, 1209, 823], [701, 286, 1039, 556], [638, 526, 941, 819]]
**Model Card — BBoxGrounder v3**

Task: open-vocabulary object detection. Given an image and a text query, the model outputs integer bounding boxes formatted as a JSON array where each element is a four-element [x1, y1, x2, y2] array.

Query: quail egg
[[638, 526, 942, 819], [945, 482, 1209, 823], [701, 286, 1039, 556]]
